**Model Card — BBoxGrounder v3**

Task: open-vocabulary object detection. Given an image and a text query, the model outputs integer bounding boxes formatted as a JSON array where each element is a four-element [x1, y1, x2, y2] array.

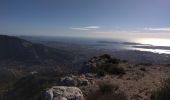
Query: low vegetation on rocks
[[82, 54, 126, 76]]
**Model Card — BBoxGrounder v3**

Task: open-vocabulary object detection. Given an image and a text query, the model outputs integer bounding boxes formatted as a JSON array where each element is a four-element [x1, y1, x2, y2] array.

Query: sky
[[0, 0, 170, 40]]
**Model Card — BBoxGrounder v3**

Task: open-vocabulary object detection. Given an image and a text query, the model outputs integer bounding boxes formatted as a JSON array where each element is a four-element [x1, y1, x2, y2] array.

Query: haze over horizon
[[0, 0, 170, 40]]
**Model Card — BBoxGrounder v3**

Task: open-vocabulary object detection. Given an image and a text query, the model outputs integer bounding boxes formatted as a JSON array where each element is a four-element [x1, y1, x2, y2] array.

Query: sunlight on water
[[136, 38, 170, 46], [132, 38, 170, 54], [131, 48, 170, 54]]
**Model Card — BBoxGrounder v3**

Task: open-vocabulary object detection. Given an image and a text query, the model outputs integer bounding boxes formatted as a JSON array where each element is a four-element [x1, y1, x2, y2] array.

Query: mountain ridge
[[0, 35, 72, 65]]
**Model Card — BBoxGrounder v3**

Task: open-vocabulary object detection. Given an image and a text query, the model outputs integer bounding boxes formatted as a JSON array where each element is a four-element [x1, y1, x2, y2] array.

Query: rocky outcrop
[[59, 75, 89, 86], [81, 54, 121, 73], [41, 86, 84, 100]]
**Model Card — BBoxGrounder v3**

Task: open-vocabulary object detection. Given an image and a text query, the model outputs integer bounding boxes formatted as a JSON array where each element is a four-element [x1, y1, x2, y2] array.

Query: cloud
[[70, 26, 100, 31], [84, 26, 100, 29], [144, 27, 170, 32], [70, 27, 90, 31], [94, 30, 139, 34]]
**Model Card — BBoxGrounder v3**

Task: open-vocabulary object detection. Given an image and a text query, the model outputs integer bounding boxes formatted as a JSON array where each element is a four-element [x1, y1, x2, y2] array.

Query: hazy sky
[[0, 0, 170, 39]]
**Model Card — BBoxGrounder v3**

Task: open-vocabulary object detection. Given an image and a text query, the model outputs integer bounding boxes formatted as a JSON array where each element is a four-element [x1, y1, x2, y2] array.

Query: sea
[[20, 36, 170, 54]]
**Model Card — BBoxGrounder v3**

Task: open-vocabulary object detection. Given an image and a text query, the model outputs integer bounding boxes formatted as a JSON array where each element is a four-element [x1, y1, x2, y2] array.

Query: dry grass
[[86, 81, 127, 100], [151, 77, 170, 100]]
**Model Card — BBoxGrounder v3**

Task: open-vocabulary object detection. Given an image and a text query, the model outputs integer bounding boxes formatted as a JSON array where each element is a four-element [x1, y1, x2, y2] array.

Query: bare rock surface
[[42, 86, 84, 100], [59, 75, 90, 86]]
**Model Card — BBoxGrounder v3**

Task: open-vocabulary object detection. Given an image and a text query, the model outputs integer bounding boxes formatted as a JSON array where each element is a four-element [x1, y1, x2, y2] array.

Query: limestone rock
[[42, 86, 84, 100], [60, 76, 89, 86]]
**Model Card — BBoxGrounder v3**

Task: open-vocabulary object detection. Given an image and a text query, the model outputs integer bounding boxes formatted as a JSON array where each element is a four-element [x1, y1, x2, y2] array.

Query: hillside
[[4, 54, 170, 100], [0, 35, 72, 65]]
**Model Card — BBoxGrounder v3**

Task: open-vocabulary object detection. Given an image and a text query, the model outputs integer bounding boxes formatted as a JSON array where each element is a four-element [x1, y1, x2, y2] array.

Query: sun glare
[[136, 38, 170, 46]]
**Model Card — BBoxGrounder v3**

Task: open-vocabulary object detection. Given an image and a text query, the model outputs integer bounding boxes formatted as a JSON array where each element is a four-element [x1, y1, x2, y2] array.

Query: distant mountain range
[[0, 35, 72, 65]]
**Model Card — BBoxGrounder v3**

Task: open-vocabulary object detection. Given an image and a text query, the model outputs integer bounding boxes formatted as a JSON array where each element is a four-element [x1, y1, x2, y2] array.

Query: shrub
[[99, 82, 119, 94], [165, 64, 170, 67], [85, 54, 125, 76], [87, 82, 127, 100], [140, 67, 146, 71], [87, 91, 128, 100], [95, 63, 125, 76], [151, 77, 170, 100], [7, 74, 52, 100], [99, 54, 111, 59], [96, 69, 106, 76], [138, 63, 152, 66], [108, 66, 126, 75], [107, 58, 120, 64]]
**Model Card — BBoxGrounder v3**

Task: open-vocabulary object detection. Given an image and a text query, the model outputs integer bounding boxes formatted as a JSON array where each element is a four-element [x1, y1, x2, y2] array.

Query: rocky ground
[[41, 55, 170, 100], [79, 64, 170, 100]]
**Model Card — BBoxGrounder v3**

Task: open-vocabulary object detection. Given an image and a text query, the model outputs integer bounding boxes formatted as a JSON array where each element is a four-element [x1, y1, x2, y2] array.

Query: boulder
[[42, 86, 84, 100]]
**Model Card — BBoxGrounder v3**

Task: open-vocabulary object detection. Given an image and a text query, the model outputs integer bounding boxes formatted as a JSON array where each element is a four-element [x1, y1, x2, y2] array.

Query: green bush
[[151, 77, 170, 100]]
